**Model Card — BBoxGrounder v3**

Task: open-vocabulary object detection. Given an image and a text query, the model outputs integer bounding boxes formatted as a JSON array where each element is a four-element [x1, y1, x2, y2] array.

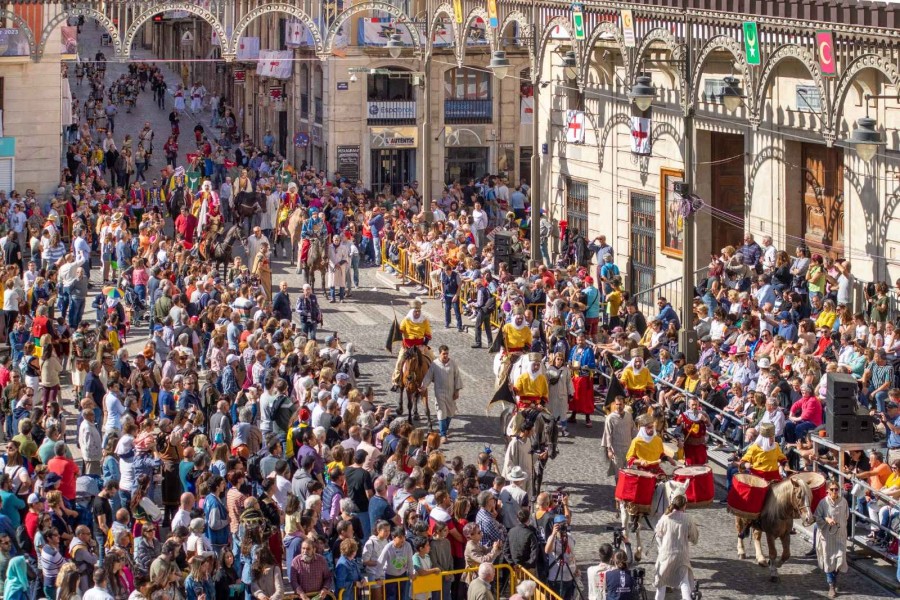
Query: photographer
[[534, 491, 571, 544], [477, 450, 499, 490], [603, 551, 637, 600], [587, 534, 635, 600], [545, 514, 578, 600]]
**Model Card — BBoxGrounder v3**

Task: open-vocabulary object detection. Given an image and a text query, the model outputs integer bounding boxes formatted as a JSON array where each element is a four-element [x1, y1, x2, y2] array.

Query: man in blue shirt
[[883, 401, 900, 465], [655, 296, 680, 330], [368, 207, 385, 266], [509, 187, 527, 220], [582, 278, 602, 342]]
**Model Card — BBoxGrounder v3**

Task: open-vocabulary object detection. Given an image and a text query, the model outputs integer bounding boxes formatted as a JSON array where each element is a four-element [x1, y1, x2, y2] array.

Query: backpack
[[247, 453, 264, 483]]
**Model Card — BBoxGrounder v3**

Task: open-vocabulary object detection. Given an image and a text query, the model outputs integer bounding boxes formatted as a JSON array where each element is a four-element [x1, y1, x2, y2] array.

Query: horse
[[167, 186, 187, 217], [201, 224, 247, 276], [233, 191, 263, 235], [285, 208, 305, 265], [302, 235, 328, 293], [619, 472, 688, 562], [398, 345, 433, 428], [734, 476, 814, 582]]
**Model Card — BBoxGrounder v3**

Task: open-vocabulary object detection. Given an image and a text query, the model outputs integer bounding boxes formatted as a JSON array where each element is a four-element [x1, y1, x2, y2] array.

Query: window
[[565, 178, 589, 237], [443, 67, 491, 100], [796, 85, 822, 113], [703, 78, 725, 104]]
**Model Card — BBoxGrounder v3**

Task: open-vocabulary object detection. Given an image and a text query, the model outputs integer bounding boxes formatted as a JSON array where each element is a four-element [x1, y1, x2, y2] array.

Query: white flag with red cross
[[630, 116, 651, 155], [565, 110, 585, 144]]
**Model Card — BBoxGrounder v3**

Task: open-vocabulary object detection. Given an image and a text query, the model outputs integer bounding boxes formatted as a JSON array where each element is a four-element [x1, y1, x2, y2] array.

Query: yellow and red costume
[[741, 440, 787, 482]]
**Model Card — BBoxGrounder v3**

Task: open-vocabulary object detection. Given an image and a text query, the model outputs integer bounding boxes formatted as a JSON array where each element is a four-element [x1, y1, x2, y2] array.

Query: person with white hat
[[498, 466, 529, 529], [512, 353, 549, 411], [626, 414, 677, 476], [739, 421, 787, 482]]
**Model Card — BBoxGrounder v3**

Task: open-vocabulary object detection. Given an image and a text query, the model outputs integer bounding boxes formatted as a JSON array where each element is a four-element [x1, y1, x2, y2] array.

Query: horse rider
[[302, 207, 326, 238], [276, 182, 300, 239], [738, 422, 787, 482], [392, 299, 434, 390], [619, 348, 655, 401], [626, 413, 678, 476], [496, 306, 533, 387], [513, 352, 549, 412], [193, 180, 219, 231]]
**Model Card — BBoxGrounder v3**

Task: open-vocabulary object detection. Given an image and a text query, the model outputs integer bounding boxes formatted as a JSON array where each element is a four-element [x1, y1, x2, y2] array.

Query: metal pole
[[678, 15, 698, 363], [529, 46, 541, 260], [422, 53, 433, 223]]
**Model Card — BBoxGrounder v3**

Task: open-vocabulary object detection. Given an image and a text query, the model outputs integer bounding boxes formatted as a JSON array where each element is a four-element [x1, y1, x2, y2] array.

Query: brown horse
[[302, 235, 328, 293], [734, 476, 814, 581], [399, 346, 433, 429]]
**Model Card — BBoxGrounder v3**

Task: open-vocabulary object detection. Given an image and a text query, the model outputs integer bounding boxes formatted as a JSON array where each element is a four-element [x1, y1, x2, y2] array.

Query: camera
[[552, 487, 569, 504], [631, 567, 645, 585], [601, 525, 625, 550]]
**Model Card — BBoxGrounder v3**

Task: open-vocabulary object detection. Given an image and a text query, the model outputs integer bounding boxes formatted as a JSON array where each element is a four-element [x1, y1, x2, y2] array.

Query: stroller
[[118, 267, 149, 324]]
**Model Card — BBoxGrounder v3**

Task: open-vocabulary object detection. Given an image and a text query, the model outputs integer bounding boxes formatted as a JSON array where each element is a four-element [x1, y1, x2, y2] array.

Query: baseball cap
[[27, 493, 41, 505]]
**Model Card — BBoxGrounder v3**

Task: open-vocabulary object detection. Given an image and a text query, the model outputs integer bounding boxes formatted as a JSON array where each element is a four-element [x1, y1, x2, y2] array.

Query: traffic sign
[[742, 21, 760, 65], [571, 3, 585, 41]]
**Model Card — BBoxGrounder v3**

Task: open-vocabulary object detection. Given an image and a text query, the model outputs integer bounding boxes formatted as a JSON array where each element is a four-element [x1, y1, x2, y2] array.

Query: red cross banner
[[566, 110, 585, 144], [630, 116, 651, 155]]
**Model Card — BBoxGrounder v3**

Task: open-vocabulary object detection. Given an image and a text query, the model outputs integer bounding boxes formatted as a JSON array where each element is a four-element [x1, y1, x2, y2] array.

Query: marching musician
[[620, 348, 655, 399], [626, 414, 677, 475], [391, 299, 434, 389], [739, 422, 787, 482], [512, 353, 549, 411], [677, 398, 711, 466]]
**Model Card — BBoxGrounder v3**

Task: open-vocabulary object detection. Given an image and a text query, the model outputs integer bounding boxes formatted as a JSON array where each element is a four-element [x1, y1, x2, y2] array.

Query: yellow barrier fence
[[335, 564, 551, 600]]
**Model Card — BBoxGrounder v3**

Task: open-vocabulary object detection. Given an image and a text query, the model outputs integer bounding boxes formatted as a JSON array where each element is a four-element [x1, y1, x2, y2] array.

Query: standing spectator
[[78, 408, 102, 476], [815, 482, 849, 598], [420, 345, 463, 442], [466, 563, 495, 600]]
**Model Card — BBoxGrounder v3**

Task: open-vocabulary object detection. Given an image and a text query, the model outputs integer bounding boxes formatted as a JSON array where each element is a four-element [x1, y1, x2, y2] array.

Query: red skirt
[[569, 375, 594, 414], [751, 468, 782, 482], [683, 444, 708, 466]]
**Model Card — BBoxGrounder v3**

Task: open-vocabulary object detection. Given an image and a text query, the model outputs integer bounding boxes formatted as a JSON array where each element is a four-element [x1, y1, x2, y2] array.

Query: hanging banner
[[453, 0, 463, 23], [234, 69, 246, 85], [520, 80, 534, 125], [631, 116, 651, 155], [487, 0, 499, 28], [60, 25, 78, 56], [269, 86, 282, 99], [571, 3, 585, 41], [432, 19, 454, 47], [236, 36, 260, 60], [565, 110, 585, 144], [211, 29, 221, 46], [359, 18, 418, 46], [466, 17, 488, 45], [621, 10, 636, 48], [742, 21, 760, 65], [258, 50, 293, 79], [285, 21, 304, 47], [816, 30, 836, 77]]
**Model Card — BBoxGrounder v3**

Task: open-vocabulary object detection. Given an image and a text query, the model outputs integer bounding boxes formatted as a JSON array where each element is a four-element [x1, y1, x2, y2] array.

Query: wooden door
[[802, 144, 844, 258], [710, 133, 746, 255]]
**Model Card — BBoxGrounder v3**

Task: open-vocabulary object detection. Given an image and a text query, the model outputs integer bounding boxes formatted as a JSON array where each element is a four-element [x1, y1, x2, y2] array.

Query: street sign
[[180, 30, 194, 47], [742, 21, 760, 65], [337, 81, 349, 91], [566, 110, 585, 144], [541, 143, 548, 155], [816, 30, 837, 76], [571, 3, 585, 40], [487, 0, 498, 28], [621, 9, 636, 48], [294, 132, 309, 147]]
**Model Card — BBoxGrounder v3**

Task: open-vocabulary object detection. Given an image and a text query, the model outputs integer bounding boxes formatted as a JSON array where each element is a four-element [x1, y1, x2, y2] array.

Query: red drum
[[673, 466, 715, 507], [727, 473, 770, 520], [790, 472, 827, 513], [615, 468, 657, 513]]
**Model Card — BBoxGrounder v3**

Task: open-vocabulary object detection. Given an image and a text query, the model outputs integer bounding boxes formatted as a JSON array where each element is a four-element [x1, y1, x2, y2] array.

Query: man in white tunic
[[327, 234, 350, 303], [653, 495, 699, 600], [420, 344, 463, 442], [815, 482, 848, 598], [600, 395, 637, 478], [504, 415, 540, 498], [545, 352, 573, 437]]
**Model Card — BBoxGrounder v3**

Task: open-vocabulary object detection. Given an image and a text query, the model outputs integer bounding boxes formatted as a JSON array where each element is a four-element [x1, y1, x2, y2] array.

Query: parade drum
[[615, 468, 657, 514], [673, 466, 714, 507], [790, 472, 827, 513], [727, 473, 769, 520]]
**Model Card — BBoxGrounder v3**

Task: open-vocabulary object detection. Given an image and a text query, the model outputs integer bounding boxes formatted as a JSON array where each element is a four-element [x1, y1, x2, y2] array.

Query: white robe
[[421, 358, 463, 421], [600, 410, 637, 476], [327, 242, 351, 288], [546, 365, 573, 421], [503, 435, 535, 497], [653, 510, 699, 589], [815, 496, 849, 574]]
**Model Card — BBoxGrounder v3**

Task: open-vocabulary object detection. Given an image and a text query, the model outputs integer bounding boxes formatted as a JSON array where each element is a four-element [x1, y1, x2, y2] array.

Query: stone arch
[[755, 43, 832, 133], [832, 53, 900, 133], [326, 1, 422, 57], [690, 35, 751, 113], [457, 7, 494, 65], [0, 10, 35, 58], [230, 4, 322, 57], [496, 10, 530, 53], [597, 112, 633, 173], [428, 3, 455, 56], [633, 28, 687, 110], [39, 6, 118, 59], [124, 2, 226, 58], [537, 15, 573, 84], [579, 21, 630, 89]]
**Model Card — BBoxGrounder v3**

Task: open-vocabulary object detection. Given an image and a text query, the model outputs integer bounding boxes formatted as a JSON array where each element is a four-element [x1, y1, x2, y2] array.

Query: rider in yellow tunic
[[502, 308, 533, 354], [626, 414, 676, 475], [739, 422, 787, 482], [392, 299, 434, 387], [620, 348, 655, 399], [513, 352, 549, 410]]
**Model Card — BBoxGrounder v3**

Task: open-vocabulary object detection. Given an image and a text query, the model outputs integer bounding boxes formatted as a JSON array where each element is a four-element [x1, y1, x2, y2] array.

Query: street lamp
[[848, 116, 885, 163], [721, 76, 744, 113], [562, 50, 577, 81], [387, 34, 403, 59], [629, 74, 656, 111], [488, 51, 510, 80]]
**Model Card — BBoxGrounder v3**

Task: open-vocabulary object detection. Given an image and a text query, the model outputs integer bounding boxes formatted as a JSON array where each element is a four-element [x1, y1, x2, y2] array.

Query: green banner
[[743, 21, 760, 65]]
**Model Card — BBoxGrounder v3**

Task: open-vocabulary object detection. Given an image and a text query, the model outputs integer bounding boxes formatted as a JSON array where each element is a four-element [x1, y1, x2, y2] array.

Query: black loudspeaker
[[826, 412, 876, 444], [826, 372, 858, 416], [493, 231, 515, 252]]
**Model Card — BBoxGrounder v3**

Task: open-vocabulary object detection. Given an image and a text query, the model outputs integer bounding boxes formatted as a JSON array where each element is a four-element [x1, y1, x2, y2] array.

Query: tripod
[[551, 530, 583, 600]]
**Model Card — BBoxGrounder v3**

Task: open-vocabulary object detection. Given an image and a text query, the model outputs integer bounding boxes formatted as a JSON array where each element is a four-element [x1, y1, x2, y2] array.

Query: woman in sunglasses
[[814, 482, 849, 598]]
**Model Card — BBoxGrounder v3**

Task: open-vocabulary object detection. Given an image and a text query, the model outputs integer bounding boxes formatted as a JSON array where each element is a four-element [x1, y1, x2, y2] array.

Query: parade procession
[[0, 0, 896, 599]]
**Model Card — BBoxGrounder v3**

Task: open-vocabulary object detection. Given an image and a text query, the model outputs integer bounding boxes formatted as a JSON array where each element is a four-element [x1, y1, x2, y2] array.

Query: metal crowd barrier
[[336, 564, 532, 600]]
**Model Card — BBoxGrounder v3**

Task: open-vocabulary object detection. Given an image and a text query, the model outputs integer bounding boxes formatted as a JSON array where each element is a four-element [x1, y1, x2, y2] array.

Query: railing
[[444, 99, 492, 124], [367, 100, 417, 125], [380, 239, 438, 297], [336, 565, 531, 600], [630, 266, 709, 326]]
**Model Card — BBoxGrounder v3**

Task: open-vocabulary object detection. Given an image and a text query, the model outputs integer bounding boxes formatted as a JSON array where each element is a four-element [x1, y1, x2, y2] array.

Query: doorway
[[801, 144, 844, 257], [445, 147, 488, 184], [710, 133, 746, 255], [371, 148, 416, 196], [278, 112, 288, 158]]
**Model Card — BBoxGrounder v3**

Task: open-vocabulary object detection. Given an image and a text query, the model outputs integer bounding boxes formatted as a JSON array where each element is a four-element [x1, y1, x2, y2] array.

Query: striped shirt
[[40, 544, 66, 587], [869, 362, 893, 389]]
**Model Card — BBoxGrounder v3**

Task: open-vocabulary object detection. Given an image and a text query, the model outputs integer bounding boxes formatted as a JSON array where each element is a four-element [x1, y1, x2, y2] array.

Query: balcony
[[444, 99, 492, 124], [367, 101, 417, 125]]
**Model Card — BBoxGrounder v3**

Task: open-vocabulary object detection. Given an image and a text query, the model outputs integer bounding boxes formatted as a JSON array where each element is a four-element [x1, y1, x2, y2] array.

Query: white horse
[[619, 475, 688, 562]]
